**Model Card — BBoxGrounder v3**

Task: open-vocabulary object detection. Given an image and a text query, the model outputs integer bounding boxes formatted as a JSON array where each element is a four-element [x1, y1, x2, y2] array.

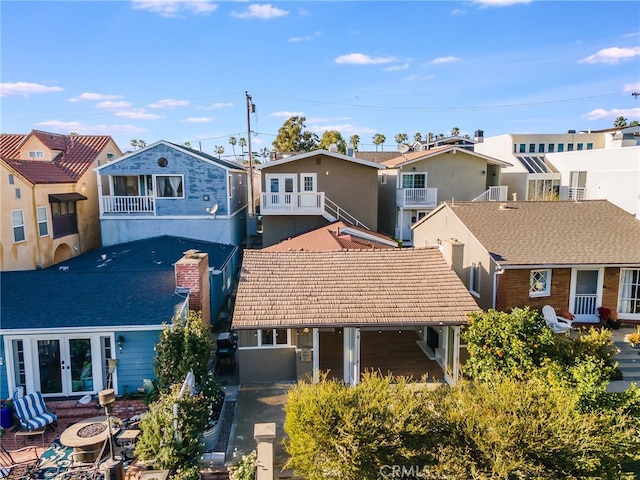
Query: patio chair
[[53, 440, 107, 480], [0, 444, 40, 479], [542, 305, 573, 334], [13, 391, 57, 432]]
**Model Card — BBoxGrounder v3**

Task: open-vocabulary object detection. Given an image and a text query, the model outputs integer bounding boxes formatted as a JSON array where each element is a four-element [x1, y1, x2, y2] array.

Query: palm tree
[[614, 116, 628, 128], [349, 135, 360, 151], [228, 136, 237, 158], [394, 133, 408, 145], [451, 127, 460, 137], [414, 132, 422, 142], [426, 132, 434, 143], [238, 137, 247, 159], [372, 134, 386, 152], [214, 145, 224, 158], [183, 141, 192, 148]]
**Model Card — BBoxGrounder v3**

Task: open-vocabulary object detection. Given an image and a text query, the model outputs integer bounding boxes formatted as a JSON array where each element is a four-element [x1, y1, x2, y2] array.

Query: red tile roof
[[262, 221, 397, 252], [1, 131, 117, 184], [232, 248, 481, 328]]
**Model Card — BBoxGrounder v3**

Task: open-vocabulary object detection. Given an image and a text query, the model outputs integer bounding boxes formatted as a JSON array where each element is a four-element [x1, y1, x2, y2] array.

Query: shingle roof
[[353, 151, 400, 164], [0, 236, 237, 332], [262, 221, 397, 252], [0, 131, 117, 184], [232, 248, 481, 329], [434, 200, 640, 266]]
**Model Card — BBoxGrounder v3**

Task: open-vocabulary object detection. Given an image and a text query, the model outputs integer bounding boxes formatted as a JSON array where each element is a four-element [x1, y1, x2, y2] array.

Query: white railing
[[568, 187, 586, 201], [324, 197, 368, 229], [574, 294, 597, 315], [472, 186, 508, 202], [397, 188, 438, 208], [102, 195, 155, 213], [260, 192, 324, 215]]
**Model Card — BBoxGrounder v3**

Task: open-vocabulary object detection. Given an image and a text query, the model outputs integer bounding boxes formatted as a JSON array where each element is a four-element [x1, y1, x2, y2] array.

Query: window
[[15, 188, 21, 199], [50, 200, 79, 238], [37, 206, 49, 236], [577, 143, 584, 150], [469, 262, 480, 296], [28, 151, 44, 159], [586, 143, 593, 150], [567, 143, 574, 151], [529, 144, 535, 153], [619, 269, 640, 315], [106, 153, 116, 161], [261, 329, 289, 346], [228, 175, 233, 198], [530, 269, 551, 297], [302, 174, 316, 192], [557, 144, 564, 152], [8, 174, 14, 184], [548, 144, 555, 153], [402, 173, 426, 189], [527, 179, 560, 200], [519, 144, 526, 153], [12, 209, 25, 242], [538, 143, 545, 153], [156, 175, 183, 198]]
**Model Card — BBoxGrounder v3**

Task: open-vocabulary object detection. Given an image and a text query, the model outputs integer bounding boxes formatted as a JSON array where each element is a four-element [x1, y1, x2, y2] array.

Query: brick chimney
[[175, 250, 211, 325]]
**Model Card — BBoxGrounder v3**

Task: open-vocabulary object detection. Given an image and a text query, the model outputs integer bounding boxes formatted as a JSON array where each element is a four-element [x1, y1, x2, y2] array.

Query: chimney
[[175, 250, 211, 325], [442, 238, 465, 279], [329, 143, 338, 152], [346, 143, 355, 157], [474, 130, 484, 143]]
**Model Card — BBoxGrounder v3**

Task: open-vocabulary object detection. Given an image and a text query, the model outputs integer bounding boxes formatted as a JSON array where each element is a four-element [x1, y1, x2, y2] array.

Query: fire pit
[[60, 415, 121, 462]]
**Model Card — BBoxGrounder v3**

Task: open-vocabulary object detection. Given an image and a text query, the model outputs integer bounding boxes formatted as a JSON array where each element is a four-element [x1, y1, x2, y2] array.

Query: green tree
[[426, 132, 434, 143], [318, 130, 347, 153], [414, 132, 422, 142], [372, 133, 386, 152], [461, 307, 558, 381], [272, 116, 319, 153], [394, 133, 408, 145], [183, 141, 192, 148], [228, 136, 237, 158], [630, 120, 639, 126], [130, 139, 146, 150], [238, 137, 247, 159], [450, 127, 460, 137], [614, 116, 628, 128], [349, 134, 360, 151]]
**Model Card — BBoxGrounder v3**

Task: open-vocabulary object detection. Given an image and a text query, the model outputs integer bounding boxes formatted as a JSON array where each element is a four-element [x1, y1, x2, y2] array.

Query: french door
[[34, 336, 99, 396]]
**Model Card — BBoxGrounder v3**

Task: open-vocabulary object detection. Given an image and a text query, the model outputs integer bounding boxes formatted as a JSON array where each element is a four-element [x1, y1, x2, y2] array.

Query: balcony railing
[[102, 196, 155, 214], [472, 186, 508, 202], [397, 188, 438, 208], [260, 192, 324, 215], [559, 186, 586, 201]]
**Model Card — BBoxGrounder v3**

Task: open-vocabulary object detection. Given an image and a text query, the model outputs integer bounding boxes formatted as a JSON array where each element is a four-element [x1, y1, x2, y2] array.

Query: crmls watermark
[[379, 465, 428, 479]]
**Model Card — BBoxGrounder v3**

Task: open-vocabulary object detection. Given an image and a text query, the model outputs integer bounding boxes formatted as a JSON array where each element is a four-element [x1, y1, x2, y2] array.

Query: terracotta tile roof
[[232, 248, 481, 328], [0, 131, 117, 184], [435, 200, 640, 266], [262, 221, 397, 252]]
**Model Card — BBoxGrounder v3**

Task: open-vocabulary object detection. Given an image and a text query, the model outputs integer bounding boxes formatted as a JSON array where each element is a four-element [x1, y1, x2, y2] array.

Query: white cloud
[[384, 63, 410, 72], [182, 117, 213, 123], [451, 8, 467, 15], [1, 82, 63, 97], [583, 107, 640, 120], [69, 92, 123, 102], [473, 0, 531, 6], [131, 0, 218, 17], [430, 56, 459, 65], [96, 101, 132, 109], [34, 120, 146, 136], [624, 82, 640, 93], [114, 110, 163, 120], [148, 98, 190, 109], [232, 4, 289, 20], [270, 111, 305, 118], [404, 74, 436, 81], [289, 31, 320, 42], [200, 102, 233, 110], [579, 46, 640, 64], [335, 53, 396, 65]]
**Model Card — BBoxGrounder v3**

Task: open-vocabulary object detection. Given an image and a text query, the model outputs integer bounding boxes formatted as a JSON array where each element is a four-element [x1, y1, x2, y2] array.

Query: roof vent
[[329, 143, 338, 152], [499, 203, 508, 210]]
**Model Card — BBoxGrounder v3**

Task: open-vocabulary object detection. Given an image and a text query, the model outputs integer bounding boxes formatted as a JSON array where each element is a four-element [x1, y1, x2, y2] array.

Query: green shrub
[[228, 449, 257, 480]]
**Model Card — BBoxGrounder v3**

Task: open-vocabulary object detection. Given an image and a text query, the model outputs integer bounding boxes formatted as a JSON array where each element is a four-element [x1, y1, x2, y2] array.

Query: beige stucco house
[[1, 130, 122, 271]]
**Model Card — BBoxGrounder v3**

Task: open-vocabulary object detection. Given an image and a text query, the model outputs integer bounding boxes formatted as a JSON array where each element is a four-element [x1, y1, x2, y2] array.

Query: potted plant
[[0, 398, 14, 429], [628, 327, 640, 349]]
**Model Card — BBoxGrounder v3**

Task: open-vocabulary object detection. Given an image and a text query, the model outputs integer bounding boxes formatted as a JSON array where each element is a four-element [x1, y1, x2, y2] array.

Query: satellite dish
[[206, 204, 219, 216], [397, 143, 410, 154]]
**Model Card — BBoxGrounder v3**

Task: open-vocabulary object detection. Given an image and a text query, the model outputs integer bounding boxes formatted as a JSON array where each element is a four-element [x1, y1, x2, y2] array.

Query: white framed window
[[260, 329, 289, 347], [469, 262, 480, 297], [28, 150, 44, 159], [530, 269, 551, 297], [301, 173, 316, 192], [155, 175, 184, 198], [12, 209, 25, 242], [402, 173, 426, 189], [106, 153, 116, 161], [619, 269, 640, 316], [37, 206, 49, 237]]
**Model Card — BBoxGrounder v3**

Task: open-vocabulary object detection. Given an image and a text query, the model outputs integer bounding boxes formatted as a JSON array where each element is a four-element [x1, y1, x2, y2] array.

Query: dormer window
[[28, 150, 44, 159]]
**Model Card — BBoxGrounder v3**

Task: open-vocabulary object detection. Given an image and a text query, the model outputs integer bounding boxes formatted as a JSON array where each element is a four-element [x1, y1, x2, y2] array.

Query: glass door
[[35, 336, 97, 396], [37, 340, 63, 395]]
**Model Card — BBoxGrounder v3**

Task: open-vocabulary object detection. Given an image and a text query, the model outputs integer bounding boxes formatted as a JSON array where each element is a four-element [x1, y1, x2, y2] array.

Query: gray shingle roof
[[1, 236, 236, 331], [232, 248, 481, 329], [439, 200, 640, 266]]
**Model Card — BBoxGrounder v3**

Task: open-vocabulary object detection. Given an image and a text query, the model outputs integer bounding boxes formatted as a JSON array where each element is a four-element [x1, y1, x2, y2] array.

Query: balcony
[[472, 186, 508, 202], [559, 186, 586, 201], [101, 196, 155, 214], [260, 192, 325, 215], [397, 188, 438, 209]]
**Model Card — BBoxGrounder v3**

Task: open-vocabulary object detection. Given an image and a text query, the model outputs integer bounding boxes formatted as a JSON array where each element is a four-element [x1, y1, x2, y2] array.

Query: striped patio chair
[[13, 391, 57, 431]]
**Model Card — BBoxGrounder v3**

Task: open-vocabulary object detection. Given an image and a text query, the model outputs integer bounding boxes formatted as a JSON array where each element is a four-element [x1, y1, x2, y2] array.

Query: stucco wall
[[238, 348, 297, 383], [261, 215, 329, 248]]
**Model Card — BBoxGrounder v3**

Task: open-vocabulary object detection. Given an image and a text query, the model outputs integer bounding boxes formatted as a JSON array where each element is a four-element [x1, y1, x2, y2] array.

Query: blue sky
[[2, 0, 639, 157]]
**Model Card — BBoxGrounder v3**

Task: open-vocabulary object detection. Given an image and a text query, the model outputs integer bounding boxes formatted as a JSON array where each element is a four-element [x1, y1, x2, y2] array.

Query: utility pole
[[246, 92, 256, 217]]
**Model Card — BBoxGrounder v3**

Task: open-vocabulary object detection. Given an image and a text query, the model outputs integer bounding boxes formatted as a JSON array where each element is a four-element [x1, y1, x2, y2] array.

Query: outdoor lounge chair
[[13, 391, 57, 432], [542, 305, 573, 334], [0, 444, 39, 479]]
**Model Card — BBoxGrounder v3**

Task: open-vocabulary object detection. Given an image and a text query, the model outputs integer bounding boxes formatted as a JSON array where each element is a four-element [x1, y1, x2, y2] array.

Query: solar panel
[[517, 156, 551, 174]]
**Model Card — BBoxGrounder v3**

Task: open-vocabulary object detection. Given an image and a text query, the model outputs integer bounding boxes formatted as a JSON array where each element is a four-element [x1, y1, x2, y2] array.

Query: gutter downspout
[[492, 264, 505, 310]]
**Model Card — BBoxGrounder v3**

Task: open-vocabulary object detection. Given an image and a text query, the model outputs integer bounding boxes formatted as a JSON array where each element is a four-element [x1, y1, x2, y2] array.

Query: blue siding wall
[[115, 330, 162, 395], [0, 339, 8, 399]]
